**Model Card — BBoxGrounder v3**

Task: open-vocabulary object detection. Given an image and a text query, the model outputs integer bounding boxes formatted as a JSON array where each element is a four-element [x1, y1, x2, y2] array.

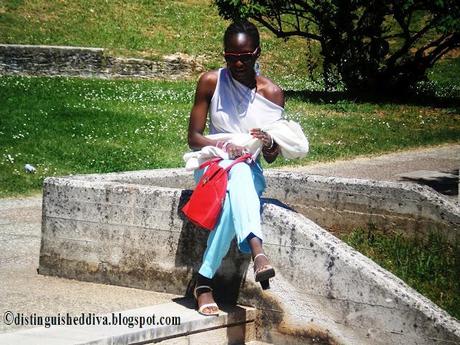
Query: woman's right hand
[[225, 143, 247, 159]]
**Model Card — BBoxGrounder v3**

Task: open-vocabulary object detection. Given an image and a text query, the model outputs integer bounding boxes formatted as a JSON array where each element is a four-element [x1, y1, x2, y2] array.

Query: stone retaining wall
[[39, 168, 460, 345], [263, 171, 460, 241], [0, 44, 203, 79], [92, 168, 459, 240]]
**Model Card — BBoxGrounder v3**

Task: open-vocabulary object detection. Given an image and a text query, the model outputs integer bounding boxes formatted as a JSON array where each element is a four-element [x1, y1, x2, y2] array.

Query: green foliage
[[214, 0, 460, 94], [342, 228, 460, 320]]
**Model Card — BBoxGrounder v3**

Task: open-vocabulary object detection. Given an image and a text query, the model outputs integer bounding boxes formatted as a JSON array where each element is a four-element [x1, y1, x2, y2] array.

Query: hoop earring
[[254, 61, 260, 76]]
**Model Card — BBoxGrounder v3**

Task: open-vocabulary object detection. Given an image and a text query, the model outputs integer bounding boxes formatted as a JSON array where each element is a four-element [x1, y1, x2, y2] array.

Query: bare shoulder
[[257, 76, 284, 107], [197, 70, 218, 92]]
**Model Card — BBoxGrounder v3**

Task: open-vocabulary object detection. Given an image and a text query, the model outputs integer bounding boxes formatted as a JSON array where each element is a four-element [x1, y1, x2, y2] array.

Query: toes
[[204, 306, 218, 314]]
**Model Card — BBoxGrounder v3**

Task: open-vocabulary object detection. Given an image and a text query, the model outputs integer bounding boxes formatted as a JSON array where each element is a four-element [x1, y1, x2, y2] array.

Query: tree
[[214, 0, 460, 95]]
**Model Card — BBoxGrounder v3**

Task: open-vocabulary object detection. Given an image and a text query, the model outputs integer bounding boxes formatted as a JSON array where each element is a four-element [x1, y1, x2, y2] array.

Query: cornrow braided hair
[[224, 20, 260, 50]]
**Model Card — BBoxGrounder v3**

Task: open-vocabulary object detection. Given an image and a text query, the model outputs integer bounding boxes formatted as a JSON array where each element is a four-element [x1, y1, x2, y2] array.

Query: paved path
[[281, 143, 459, 202], [280, 143, 459, 182], [0, 144, 458, 334]]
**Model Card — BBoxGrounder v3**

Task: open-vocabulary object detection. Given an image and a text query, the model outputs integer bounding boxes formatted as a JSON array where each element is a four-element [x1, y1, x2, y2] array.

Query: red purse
[[182, 153, 252, 231]]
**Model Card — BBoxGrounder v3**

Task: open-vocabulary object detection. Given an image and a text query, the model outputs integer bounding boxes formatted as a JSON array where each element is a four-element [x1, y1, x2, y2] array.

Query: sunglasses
[[224, 47, 259, 63]]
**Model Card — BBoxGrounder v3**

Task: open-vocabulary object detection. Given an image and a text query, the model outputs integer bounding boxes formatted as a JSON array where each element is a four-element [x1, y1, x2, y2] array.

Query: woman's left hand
[[250, 128, 273, 148]]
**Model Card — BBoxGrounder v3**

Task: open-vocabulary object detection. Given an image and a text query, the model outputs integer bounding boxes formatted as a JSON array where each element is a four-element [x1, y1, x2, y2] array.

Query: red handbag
[[182, 153, 252, 231]]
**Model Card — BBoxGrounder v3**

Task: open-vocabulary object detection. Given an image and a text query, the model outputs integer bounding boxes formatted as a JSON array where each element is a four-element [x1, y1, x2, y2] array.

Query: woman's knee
[[228, 162, 252, 179]]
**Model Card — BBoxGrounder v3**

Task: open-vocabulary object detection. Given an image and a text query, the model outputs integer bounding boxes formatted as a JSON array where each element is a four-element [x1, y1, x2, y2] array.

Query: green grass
[[1, 75, 459, 197], [281, 96, 459, 166], [0, 76, 194, 196], [341, 229, 460, 320]]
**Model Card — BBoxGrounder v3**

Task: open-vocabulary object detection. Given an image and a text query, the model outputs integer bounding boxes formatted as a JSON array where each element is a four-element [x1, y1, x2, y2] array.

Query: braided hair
[[224, 20, 260, 50]]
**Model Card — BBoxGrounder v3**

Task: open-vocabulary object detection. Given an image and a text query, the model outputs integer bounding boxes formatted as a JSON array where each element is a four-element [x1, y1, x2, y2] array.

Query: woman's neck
[[231, 70, 257, 89]]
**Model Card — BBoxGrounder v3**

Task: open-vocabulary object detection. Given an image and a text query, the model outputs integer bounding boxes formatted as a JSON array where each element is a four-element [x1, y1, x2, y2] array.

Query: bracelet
[[264, 137, 274, 150], [262, 140, 278, 155]]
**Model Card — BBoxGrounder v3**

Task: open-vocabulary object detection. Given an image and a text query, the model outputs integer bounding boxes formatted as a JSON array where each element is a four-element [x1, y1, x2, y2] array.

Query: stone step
[[0, 299, 256, 345]]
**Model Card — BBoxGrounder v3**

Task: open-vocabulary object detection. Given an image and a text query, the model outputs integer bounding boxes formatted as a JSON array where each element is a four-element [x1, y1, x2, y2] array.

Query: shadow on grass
[[285, 90, 460, 108]]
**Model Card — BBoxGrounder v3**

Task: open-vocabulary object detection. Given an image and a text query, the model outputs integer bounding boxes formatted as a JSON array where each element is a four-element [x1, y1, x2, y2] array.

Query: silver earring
[[254, 61, 260, 76]]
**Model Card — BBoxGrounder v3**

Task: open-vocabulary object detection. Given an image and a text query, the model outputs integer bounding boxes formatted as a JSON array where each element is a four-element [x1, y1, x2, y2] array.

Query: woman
[[187, 20, 285, 316]]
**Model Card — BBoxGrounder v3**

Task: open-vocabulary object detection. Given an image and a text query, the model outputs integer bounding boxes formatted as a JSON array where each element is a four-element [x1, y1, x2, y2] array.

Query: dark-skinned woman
[[185, 20, 308, 316]]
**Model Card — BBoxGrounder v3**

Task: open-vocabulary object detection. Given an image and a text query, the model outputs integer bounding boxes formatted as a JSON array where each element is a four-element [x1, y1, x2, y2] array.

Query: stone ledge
[[0, 44, 203, 79], [0, 301, 256, 345], [38, 169, 460, 344]]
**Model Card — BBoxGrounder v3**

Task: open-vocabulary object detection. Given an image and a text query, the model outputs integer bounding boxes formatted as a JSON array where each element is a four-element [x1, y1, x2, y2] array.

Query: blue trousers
[[194, 159, 266, 279]]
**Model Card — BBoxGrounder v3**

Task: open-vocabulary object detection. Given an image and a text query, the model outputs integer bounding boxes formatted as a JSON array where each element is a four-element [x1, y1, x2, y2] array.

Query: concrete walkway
[[280, 143, 458, 182], [281, 143, 459, 202], [0, 144, 458, 335]]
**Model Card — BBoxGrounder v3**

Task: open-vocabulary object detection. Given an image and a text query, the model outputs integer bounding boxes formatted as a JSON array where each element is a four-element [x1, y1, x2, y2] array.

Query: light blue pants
[[194, 159, 266, 279]]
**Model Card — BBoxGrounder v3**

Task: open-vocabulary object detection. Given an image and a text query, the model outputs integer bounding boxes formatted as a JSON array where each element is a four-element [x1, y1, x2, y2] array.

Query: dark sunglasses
[[224, 47, 259, 63]]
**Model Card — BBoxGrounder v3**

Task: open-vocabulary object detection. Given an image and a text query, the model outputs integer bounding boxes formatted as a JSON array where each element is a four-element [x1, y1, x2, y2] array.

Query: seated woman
[[187, 20, 293, 316]]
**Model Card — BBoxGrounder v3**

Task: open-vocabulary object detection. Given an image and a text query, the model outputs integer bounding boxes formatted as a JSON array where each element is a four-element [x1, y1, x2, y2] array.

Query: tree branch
[[253, 15, 322, 41], [421, 33, 460, 65], [387, 14, 441, 67]]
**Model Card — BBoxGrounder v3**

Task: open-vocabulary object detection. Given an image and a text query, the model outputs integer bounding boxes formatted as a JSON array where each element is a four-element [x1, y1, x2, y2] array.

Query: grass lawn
[[1, 75, 459, 197], [0, 0, 310, 87]]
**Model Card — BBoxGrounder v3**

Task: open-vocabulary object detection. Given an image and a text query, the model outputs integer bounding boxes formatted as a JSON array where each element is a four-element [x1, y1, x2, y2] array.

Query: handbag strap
[[199, 157, 223, 170], [223, 153, 252, 172], [198, 153, 252, 171]]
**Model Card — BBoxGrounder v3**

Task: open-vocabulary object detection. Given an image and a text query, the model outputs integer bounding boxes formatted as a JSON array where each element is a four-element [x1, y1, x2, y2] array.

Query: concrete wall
[[249, 204, 460, 345], [39, 169, 460, 345], [0, 44, 202, 79], [263, 171, 460, 241], [86, 168, 459, 240]]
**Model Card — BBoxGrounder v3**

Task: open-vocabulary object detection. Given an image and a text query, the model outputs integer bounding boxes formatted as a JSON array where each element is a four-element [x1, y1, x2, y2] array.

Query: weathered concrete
[[0, 195, 179, 335], [263, 171, 460, 240], [281, 144, 460, 204], [247, 204, 460, 345], [38, 168, 460, 344], [69, 167, 460, 240], [0, 44, 203, 80], [280, 144, 459, 185], [396, 170, 458, 198], [0, 301, 256, 345]]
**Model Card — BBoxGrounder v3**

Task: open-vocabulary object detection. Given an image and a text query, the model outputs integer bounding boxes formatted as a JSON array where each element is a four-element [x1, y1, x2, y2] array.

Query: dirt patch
[[442, 48, 460, 59]]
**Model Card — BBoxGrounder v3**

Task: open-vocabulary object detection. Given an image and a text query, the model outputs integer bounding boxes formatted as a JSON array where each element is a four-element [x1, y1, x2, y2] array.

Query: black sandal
[[253, 253, 275, 290]]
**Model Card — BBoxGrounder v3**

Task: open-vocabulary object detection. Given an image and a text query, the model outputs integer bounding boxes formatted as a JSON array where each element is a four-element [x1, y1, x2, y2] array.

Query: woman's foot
[[195, 287, 219, 316], [194, 274, 219, 316], [253, 253, 275, 282], [248, 235, 275, 283]]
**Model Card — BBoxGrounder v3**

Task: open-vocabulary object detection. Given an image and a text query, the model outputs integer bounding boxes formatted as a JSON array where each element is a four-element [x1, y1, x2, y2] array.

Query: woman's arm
[[187, 72, 219, 150], [250, 128, 280, 164], [252, 79, 285, 164], [188, 71, 247, 158]]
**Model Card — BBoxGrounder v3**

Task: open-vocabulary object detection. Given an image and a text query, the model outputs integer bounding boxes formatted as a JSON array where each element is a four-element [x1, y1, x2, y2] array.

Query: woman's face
[[224, 33, 259, 82]]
